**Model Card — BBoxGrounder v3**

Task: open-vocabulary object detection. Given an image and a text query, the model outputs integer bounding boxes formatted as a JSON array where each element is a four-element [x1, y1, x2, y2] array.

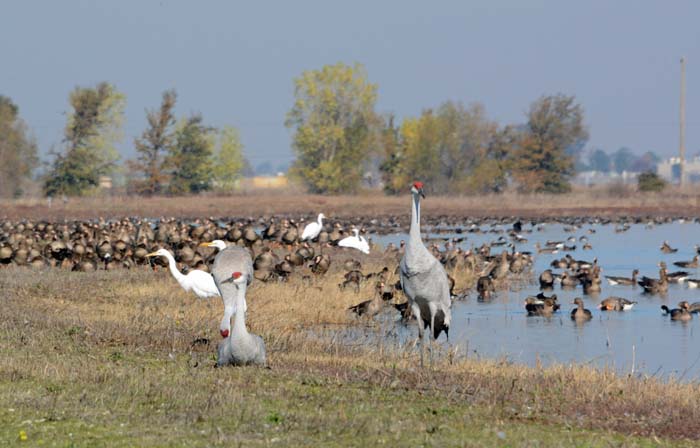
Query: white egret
[[146, 248, 219, 299], [338, 228, 370, 254], [301, 213, 325, 241]]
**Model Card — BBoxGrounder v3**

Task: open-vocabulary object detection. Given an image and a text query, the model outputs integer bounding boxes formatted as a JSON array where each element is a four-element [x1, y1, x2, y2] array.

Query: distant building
[[657, 156, 700, 183], [243, 173, 289, 189], [98, 176, 113, 189], [573, 171, 638, 186]]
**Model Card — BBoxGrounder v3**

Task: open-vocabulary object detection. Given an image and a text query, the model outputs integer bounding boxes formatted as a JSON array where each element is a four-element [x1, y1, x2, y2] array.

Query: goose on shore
[[348, 282, 385, 317]]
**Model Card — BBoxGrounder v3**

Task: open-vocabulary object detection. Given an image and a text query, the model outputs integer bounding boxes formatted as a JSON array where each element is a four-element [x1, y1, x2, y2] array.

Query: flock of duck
[[3, 182, 700, 366], [518, 237, 700, 322]]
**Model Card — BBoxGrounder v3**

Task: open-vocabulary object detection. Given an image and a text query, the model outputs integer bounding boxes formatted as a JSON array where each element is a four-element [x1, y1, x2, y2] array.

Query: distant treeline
[[578, 147, 659, 174], [0, 62, 662, 198]]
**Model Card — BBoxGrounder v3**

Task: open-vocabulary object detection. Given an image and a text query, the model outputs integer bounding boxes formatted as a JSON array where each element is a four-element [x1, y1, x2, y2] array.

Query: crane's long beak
[[419, 188, 426, 199], [145, 252, 159, 258], [199, 242, 214, 247]]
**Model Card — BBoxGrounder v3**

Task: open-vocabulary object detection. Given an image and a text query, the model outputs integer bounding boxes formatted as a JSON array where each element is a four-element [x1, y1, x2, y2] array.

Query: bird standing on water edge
[[400, 181, 452, 350]]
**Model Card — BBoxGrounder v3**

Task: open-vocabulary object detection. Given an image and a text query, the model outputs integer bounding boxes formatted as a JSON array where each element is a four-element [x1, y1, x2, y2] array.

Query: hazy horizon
[[2, 0, 700, 170]]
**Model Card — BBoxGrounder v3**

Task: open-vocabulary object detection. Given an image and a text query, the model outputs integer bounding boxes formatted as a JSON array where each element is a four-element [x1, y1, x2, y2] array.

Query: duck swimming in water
[[570, 298, 592, 321], [598, 296, 636, 311], [661, 301, 693, 321]]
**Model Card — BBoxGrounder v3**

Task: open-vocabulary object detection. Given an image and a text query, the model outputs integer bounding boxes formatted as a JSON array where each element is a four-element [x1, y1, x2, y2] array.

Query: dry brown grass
[[2, 264, 700, 445], [3, 186, 700, 221]]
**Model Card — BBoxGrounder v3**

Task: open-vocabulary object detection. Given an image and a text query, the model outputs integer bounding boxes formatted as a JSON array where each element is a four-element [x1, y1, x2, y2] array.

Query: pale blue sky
[[2, 0, 699, 169]]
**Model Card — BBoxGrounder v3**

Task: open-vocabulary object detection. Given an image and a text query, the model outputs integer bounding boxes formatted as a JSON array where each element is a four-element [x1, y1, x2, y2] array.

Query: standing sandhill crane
[[145, 248, 220, 299], [399, 181, 452, 353], [301, 213, 325, 241], [212, 247, 266, 366]]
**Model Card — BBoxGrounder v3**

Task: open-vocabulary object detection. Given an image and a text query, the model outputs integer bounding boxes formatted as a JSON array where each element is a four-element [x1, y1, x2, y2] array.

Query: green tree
[[127, 90, 176, 195], [0, 96, 38, 198], [612, 147, 635, 174], [379, 101, 505, 195], [631, 151, 659, 172], [285, 62, 379, 194], [511, 94, 588, 193], [378, 114, 404, 194], [395, 111, 443, 193], [212, 125, 247, 191], [465, 124, 517, 194], [435, 102, 498, 193], [589, 149, 612, 172], [165, 115, 214, 194], [638, 171, 666, 192], [44, 82, 125, 196]]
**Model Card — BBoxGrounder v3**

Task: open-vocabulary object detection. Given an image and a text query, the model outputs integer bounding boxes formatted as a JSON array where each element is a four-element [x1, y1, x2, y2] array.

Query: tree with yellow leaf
[[380, 101, 507, 195], [286, 63, 379, 193]]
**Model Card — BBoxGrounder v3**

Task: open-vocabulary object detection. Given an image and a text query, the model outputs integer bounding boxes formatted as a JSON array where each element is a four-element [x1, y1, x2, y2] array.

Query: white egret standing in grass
[[301, 213, 325, 241], [145, 248, 220, 299], [338, 228, 370, 254]]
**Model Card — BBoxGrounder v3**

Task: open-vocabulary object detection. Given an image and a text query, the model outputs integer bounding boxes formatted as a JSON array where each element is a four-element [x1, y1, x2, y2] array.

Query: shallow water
[[373, 220, 700, 380]]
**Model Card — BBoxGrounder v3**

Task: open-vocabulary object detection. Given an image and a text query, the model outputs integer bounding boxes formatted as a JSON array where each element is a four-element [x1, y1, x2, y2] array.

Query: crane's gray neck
[[409, 193, 421, 239], [221, 302, 234, 332], [233, 282, 248, 336]]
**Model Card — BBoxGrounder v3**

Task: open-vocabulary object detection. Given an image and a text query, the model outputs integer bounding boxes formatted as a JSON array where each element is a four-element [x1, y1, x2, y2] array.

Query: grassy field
[[2, 264, 700, 446], [3, 187, 700, 220]]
